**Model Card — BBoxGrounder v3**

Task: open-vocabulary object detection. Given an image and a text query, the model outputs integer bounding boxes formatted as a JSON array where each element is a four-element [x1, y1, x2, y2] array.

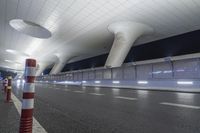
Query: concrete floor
[[13, 83, 200, 133], [0, 89, 20, 133]]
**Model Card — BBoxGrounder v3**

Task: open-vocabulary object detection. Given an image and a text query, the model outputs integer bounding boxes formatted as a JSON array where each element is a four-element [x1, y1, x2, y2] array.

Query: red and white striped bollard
[[6, 76, 12, 102], [4, 78, 8, 93], [19, 59, 36, 133]]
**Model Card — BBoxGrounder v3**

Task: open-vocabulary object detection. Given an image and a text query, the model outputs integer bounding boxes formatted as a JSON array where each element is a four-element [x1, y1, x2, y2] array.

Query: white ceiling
[[0, 0, 200, 72]]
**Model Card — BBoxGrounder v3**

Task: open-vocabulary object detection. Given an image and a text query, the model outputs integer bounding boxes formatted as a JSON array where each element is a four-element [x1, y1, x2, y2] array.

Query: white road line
[[89, 93, 104, 96], [54, 88, 60, 90], [115, 96, 137, 101], [160, 102, 200, 109], [73, 91, 84, 93], [11, 93, 47, 133], [64, 89, 70, 91]]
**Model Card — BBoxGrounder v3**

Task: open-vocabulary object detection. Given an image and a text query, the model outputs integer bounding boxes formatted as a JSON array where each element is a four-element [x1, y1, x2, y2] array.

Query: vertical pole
[[6, 76, 12, 102], [19, 59, 36, 133], [4, 78, 8, 93]]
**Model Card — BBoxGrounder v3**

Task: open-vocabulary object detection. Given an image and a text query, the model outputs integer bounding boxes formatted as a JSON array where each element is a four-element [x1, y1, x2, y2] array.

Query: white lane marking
[[160, 102, 200, 109], [115, 96, 137, 101], [89, 93, 104, 96], [54, 88, 60, 90], [11, 93, 47, 133], [73, 91, 84, 93], [63, 89, 70, 91]]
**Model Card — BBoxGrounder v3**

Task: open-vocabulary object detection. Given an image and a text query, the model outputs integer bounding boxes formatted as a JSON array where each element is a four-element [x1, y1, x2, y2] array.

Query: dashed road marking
[[73, 91, 84, 93], [160, 102, 200, 109], [89, 93, 104, 96], [11, 93, 47, 133], [115, 96, 137, 101], [54, 88, 60, 90]]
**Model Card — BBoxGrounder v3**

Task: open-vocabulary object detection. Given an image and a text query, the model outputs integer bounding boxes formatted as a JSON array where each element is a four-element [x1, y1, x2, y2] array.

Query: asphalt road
[[13, 83, 200, 133]]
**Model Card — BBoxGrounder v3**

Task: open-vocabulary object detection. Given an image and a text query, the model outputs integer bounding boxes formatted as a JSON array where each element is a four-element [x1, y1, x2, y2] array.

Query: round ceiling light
[[9, 19, 51, 39]]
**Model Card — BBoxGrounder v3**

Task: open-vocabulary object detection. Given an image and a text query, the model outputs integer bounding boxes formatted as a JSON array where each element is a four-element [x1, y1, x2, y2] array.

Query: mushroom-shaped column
[[50, 60, 67, 74], [105, 21, 153, 68], [35, 63, 48, 76], [50, 54, 75, 74]]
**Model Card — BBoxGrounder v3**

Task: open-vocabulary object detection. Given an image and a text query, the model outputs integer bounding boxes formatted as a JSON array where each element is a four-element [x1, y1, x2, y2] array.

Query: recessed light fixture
[[6, 49, 15, 53], [9, 19, 51, 39], [177, 81, 193, 85], [137, 81, 148, 84], [6, 49, 30, 57], [95, 81, 101, 84], [82, 81, 87, 83], [4, 59, 21, 64], [112, 81, 120, 84], [5, 60, 12, 63]]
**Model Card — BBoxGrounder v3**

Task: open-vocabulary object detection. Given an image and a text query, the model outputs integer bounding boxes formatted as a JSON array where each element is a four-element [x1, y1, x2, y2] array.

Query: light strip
[[112, 81, 120, 84], [5, 59, 12, 63], [6, 49, 15, 53], [137, 81, 148, 84], [95, 81, 101, 84], [177, 81, 193, 85]]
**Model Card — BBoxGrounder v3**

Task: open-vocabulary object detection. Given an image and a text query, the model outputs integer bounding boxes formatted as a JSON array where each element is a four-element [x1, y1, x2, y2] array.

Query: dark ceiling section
[[61, 54, 108, 72], [45, 29, 200, 73], [125, 29, 200, 62], [43, 65, 54, 75]]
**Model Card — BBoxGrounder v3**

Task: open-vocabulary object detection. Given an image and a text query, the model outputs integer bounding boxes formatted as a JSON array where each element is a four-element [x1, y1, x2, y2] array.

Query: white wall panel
[[83, 71, 89, 80], [69, 73, 73, 80], [173, 59, 200, 78], [123, 66, 136, 80], [136, 64, 152, 80], [78, 72, 82, 81], [95, 69, 103, 80], [88, 71, 95, 80], [153, 62, 173, 79], [112, 67, 123, 80], [73, 72, 78, 81], [103, 69, 112, 79]]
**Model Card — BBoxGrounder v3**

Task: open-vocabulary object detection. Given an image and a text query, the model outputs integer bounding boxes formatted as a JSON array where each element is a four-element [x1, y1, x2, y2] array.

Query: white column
[[50, 54, 74, 74], [35, 63, 48, 76], [105, 21, 153, 68], [50, 61, 67, 74]]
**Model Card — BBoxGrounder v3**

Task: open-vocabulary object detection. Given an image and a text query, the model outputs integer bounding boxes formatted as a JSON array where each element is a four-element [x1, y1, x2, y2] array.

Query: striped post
[[6, 76, 12, 102], [19, 59, 36, 133], [4, 78, 8, 93]]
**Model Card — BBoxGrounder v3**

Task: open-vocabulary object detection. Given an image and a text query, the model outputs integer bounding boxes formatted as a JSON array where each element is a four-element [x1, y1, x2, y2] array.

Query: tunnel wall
[[37, 56, 200, 92]]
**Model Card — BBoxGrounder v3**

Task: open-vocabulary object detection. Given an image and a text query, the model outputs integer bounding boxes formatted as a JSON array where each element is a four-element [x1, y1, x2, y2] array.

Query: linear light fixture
[[5, 60, 12, 63], [6, 49, 15, 53], [95, 81, 101, 84], [177, 81, 193, 85], [112, 81, 120, 84], [137, 80, 148, 84], [82, 81, 87, 83]]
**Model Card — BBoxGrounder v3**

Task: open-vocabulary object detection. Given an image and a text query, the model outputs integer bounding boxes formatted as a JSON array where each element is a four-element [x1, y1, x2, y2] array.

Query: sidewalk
[[0, 87, 19, 133]]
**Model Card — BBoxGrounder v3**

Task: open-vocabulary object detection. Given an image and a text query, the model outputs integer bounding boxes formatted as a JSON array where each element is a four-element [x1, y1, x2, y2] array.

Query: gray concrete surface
[[12, 83, 200, 133], [0, 88, 20, 133]]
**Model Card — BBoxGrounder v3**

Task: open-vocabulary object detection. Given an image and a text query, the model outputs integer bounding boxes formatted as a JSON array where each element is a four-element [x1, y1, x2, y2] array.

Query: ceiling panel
[[0, 0, 199, 72]]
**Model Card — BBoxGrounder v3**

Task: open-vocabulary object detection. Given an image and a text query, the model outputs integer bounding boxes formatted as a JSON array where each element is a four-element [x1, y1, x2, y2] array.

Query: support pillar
[[35, 63, 48, 76], [50, 54, 76, 74], [105, 21, 153, 68], [50, 61, 66, 74]]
